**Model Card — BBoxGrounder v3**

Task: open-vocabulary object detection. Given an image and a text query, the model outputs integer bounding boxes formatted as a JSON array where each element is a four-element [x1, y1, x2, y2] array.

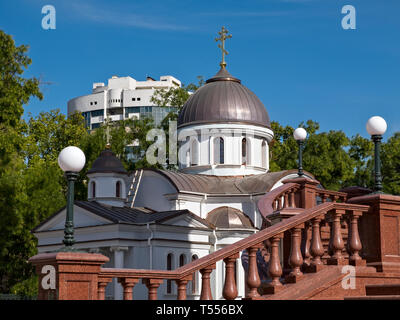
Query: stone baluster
[[223, 254, 239, 300], [246, 246, 261, 298], [327, 218, 334, 257], [284, 193, 289, 208], [200, 264, 216, 300], [301, 221, 312, 267], [98, 277, 112, 300], [142, 279, 163, 300], [175, 277, 191, 300], [327, 209, 346, 265], [290, 190, 296, 208], [347, 210, 366, 266], [265, 234, 284, 294], [118, 278, 139, 300], [273, 200, 277, 211], [308, 216, 325, 272], [286, 225, 304, 283]]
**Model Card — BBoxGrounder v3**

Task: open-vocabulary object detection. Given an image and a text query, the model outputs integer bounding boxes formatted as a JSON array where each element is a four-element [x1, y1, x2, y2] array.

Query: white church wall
[[178, 123, 273, 176], [134, 171, 176, 211], [87, 172, 127, 207]]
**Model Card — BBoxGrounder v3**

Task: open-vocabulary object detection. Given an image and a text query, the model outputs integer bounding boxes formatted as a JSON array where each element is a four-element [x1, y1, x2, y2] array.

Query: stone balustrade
[[91, 202, 368, 300], [32, 178, 400, 301]]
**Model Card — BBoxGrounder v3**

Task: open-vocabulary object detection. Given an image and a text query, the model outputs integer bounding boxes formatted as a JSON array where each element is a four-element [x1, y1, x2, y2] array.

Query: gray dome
[[87, 148, 127, 174], [178, 67, 271, 129]]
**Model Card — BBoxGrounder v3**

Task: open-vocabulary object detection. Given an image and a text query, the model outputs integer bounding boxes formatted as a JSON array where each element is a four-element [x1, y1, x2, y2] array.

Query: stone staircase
[[29, 178, 400, 300]]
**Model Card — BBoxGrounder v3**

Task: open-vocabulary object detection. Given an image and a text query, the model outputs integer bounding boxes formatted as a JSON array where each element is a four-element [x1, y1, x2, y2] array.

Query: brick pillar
[[282, 177, 320, 209], [29, 252, 109, 300], [348, 193, 400, 273]]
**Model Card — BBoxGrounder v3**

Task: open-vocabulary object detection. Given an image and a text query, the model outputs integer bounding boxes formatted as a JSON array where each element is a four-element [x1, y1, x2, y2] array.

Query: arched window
[[242, 138, 247, 165], [262, 140, 267, 168], [91, 181, 96, 198], [191, 255, 198, 294], [213, 137, 224, 164], [116, 181, 121, 198], [179, 254, 186, 267], [242, 138, 251, 165], [167, 253, 174, 294], [191, 139, 199, 166]]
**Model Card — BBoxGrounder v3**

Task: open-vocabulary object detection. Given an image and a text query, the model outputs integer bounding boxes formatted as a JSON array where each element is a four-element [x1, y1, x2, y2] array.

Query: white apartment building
[[67, 75, 182, 130]]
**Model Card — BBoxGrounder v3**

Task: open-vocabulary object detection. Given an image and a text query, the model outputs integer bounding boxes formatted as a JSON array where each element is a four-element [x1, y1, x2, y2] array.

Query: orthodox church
[[33, 29, 313, 300]]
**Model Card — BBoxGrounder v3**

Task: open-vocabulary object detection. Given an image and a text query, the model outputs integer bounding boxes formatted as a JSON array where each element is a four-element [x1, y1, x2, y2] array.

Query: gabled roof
[[33, 201, 214, 232]]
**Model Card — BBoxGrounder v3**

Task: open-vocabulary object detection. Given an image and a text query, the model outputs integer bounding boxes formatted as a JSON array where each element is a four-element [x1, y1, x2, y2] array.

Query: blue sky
[[1, 0, 399, 139]]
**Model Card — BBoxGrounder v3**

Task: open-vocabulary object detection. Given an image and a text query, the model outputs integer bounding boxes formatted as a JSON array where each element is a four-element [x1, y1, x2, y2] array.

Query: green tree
[[347, 134, 374, 189], [382, 132, 400, 195], [0, 30, 43, 294], [150, 76, 204, 109], [270, 120, 355, 190], [0, 30, 43, 128]]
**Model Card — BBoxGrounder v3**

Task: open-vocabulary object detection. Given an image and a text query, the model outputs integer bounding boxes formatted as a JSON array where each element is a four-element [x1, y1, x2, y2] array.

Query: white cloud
[[69, 1, 188, 31]]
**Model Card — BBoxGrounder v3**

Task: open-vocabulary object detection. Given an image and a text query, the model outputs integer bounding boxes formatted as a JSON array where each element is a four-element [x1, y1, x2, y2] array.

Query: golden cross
[[215, 26, 232, 68]]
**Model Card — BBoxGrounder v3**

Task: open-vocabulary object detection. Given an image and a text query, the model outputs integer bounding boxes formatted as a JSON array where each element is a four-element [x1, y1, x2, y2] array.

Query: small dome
[[178, 67, 271, 129], [206, 206, 254, 229], [87, 148, 127, 174]]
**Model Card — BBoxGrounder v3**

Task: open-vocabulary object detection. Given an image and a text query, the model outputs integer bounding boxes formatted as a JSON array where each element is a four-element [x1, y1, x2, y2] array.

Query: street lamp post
[[58, 146, 86, 251], [366, 116, 387, 194], [293, 127, 307, 177]]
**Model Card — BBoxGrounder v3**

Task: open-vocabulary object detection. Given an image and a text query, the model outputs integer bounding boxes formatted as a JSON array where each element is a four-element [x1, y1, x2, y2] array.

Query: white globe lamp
[[58, 146, 86, 250], [366, 116, 387, 193], [293, 127, 307, 176]]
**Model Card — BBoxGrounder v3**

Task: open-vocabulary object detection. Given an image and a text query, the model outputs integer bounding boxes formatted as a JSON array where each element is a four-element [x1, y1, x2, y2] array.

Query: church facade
[[33, 30, 314, 300]]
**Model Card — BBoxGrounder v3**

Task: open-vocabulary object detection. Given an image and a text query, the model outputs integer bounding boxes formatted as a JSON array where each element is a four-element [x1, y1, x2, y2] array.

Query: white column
[[110, 246, 128, 300]]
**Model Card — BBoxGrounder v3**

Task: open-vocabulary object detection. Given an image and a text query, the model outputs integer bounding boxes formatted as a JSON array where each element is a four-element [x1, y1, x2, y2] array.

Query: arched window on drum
[[213, 137, 224, 164]]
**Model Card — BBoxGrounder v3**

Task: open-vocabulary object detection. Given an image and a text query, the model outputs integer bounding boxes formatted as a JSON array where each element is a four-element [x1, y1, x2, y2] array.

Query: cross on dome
[[215, 26, 232, 68]]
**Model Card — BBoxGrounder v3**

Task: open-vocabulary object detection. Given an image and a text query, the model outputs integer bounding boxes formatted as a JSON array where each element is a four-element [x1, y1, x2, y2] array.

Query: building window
[[262, 140, 267, 168], [213, 137, 224, 164], [137, 97, 141, 101], [91, 109, 103, 117], [90, 102, 93, 106], [179, 254, 186, 267], [132, 98, 136, 101], [242, 138, 250, 165], [95, 101, 97, 105], [191, 139, 199, 166], [191, 255, 198, 294], [91, 181, 96, 198], [167, 253, 174, 294], [116, 181, 121, 198]]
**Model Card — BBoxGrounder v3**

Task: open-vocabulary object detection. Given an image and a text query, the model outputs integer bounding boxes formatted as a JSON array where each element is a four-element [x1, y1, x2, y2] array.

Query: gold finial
[[215, 26, 232, 68]]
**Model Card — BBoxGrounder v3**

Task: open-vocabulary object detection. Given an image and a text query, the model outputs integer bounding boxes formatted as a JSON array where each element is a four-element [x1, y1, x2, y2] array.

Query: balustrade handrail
[[99, 268, 177, 279], [257, 182, 300, 217], [315, 189, 347, 200], [100, 201, 369, 283], [172, 202, 369, 279]]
